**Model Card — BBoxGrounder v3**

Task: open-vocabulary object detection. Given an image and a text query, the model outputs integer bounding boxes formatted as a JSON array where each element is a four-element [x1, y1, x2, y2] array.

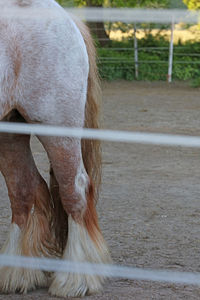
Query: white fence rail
[[1, 122, 200, 148], [1, 254, 200, 286], [67, 8, 200, 24], [0, 7, 199, 24]]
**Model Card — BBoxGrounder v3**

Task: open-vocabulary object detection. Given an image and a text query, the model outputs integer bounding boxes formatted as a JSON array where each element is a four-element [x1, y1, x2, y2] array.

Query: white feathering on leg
[[49, 215, 111, 297], [0, 223, 47, 293]]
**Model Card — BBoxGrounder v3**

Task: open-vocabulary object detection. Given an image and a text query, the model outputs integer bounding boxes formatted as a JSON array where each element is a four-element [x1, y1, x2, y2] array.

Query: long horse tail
[[73, 16, 102, 203]]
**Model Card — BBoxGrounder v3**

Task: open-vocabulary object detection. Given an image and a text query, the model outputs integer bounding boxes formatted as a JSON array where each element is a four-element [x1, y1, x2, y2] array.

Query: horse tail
[[73, 17, 102, 203]]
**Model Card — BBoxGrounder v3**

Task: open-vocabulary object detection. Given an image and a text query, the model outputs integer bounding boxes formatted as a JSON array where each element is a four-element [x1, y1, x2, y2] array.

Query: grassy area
[[97, 33, 200, 85]]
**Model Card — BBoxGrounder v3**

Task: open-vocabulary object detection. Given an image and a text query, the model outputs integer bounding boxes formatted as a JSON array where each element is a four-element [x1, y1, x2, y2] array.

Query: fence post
[[168, 21, 174, 83], [134, 24, 139, 79]]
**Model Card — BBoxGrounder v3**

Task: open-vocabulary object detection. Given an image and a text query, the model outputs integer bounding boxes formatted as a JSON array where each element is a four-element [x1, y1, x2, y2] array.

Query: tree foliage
[[183, 0, 200, 10]]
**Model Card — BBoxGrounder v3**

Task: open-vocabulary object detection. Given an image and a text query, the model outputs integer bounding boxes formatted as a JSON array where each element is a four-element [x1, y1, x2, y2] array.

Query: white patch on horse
[[0, 223, 47, 293], [0, 40, 15, 119], [49, 215, 106, 297], [75, 160, 88, 208], [0, 223, 21, 255]]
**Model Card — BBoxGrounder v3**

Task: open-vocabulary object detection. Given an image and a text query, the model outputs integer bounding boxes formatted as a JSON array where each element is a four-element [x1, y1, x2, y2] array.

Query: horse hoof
[[0, 266, 48, 293], [49, 272, 103, 298]]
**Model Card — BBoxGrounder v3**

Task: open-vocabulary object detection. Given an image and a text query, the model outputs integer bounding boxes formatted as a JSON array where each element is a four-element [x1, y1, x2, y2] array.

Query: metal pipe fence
[[93, 24, 200, 82]]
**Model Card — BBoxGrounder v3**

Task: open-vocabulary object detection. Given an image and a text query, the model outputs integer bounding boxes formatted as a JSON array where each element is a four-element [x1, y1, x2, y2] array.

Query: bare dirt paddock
[[0, 81, 200, 299]]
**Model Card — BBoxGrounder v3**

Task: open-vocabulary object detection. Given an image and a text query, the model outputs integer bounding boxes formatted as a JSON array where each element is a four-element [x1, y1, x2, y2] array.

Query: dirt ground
[[0, 81, 200, 299], [109, 25, 200, 44]]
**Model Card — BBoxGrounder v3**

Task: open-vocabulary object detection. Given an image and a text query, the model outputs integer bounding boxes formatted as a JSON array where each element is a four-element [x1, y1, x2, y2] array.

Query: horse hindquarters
[[0, 1, 111, 295]]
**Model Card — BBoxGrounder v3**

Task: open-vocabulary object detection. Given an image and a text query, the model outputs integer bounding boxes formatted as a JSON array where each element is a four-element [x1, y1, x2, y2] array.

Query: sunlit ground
[[109, 24, 200, 43]]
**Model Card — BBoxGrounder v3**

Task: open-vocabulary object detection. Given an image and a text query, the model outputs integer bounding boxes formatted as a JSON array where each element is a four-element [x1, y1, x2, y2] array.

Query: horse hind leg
[[39, 136, 111, 298], [0, 130, 56, 293]]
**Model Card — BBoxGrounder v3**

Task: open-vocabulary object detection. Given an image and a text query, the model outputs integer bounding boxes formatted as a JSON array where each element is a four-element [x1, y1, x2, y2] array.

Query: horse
[[0, 0, 111, 297]]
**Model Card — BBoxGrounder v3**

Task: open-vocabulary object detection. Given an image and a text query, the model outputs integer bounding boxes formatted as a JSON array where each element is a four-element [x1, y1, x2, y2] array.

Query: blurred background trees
[[183, 0, 200, 10], [56, 0, 200, 85], [57, 0, 172, 45]]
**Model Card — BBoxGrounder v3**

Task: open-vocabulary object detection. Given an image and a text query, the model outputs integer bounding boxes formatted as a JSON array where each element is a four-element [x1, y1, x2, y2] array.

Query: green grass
[[97, 36, 200, 86]]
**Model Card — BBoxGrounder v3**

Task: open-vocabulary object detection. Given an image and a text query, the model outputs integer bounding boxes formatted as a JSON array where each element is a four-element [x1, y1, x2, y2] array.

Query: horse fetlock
[[0, 223, 48, 293], [61, 189, 87, 218], [64, 202, 87, 223], [48, 215, 108, 298], [0, 266, 48, 294], [49, 271, 102, 298]]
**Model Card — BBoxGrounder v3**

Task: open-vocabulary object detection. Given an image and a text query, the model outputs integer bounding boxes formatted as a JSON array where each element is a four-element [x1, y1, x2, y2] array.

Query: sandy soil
[[109, 25, 200, 43], [0, 81, 200, 299]]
